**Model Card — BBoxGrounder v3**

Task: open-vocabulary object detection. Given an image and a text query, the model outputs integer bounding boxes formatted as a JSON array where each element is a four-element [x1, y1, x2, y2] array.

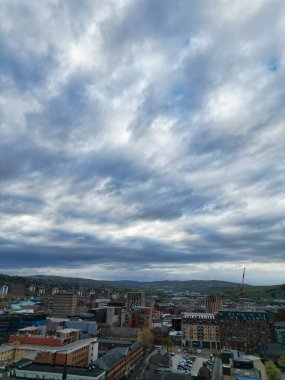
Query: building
[[95, 342, 143, 380], [126, 292, 145, 311], [52, 292, 78, 317], [172, 317, 182, 331], [274, 321, 285, 346], [221, 349, 266, 380], [169, 330, 182, 346], [101, 327, 139, 343], [9, 361, 105, 380], [0, 312, 47, 336], [0, 284, 9, 297], [0, 338, 98, 367], [34, 338, 98, 367], [46, 317, 98, 338], [152, 326, 169, 345], [98, 338, 132, 355], [152, 319, 162, 329], [217, 310, 272, 354], [265, 306, 285, 323], [125, 306, 152, 329], [88, 307, 108, 323], [28, 285, 36, 294], [205, 295, 222, 313], [181, 313, 220, 349]]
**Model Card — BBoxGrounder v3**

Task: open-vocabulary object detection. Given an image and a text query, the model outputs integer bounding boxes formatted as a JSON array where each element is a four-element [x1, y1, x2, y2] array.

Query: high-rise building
[[205, 295, 222, 313], [52, 292, 78, 317], [217, 310, 272, 354], [126, 292, 145, 311], [181, 313, 220, 349], [0, 284, 9, 297]]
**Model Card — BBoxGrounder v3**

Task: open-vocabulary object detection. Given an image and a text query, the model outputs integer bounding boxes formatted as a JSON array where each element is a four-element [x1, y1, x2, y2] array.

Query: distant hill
[[29, 276, 245, 290], [108, 279, 249, 291], [1, 273, 246, 291], [1, 273, 284, 302], [0, 273, 252, 292]]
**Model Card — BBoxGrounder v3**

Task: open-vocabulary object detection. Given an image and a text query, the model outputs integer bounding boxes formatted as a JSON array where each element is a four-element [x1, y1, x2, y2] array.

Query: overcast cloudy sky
[[0, 0, 285, 285]]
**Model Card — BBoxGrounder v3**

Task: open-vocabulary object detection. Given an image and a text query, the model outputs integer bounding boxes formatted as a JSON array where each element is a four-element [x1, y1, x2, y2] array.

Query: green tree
[[265, 360, 282, 380], [140, 329, 154, 349], [162, 336, 173, 353], [277, 356, 285, 369]]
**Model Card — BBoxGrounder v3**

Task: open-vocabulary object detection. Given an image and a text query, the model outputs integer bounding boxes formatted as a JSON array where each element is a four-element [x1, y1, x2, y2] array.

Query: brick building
[[274, 322, 285, 346], [34, 337, 98, 367], [152, 326, 169, 345], [124, 306, 152, 329], [205, 295, 222, 313], [101, 327, 139, 342], [126, 292, 145, 311], [217, 310, 272, 354]]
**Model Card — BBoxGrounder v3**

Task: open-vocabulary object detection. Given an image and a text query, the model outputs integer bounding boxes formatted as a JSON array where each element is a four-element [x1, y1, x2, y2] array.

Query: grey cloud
[[0, 194, 45, 215], [0, 0, 285, 282]]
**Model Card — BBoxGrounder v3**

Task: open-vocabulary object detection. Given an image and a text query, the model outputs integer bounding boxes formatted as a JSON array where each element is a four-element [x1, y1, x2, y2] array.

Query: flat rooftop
[[182, 312, 215, 319], [233, 368, 261, 379], [14, 363, 105, 377], [7, 338, 97, 353]]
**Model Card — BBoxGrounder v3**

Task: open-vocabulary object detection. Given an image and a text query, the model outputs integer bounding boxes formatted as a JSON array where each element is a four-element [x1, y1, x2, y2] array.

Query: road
[[212, 357, 222, 380]]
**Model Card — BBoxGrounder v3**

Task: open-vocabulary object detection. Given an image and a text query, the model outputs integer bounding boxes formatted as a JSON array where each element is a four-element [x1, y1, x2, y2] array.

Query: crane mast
[[240, 267, 246, 310]]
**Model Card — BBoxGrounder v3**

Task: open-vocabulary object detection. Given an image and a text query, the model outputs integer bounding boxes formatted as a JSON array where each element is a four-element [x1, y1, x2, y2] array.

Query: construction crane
[[239, 267, 246, 310]]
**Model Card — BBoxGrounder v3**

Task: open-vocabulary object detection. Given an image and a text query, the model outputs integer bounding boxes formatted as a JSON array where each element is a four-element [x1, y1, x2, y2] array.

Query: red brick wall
[[9, 335, 62, 346], [35, 346, 89, 367]]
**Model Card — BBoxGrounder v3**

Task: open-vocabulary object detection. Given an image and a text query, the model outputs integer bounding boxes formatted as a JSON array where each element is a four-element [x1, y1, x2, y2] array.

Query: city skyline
[[0, 0, 285, 285]]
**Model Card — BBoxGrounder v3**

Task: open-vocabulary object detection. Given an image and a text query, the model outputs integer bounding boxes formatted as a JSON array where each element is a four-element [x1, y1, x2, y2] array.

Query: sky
[[0, 0, 285, 285]]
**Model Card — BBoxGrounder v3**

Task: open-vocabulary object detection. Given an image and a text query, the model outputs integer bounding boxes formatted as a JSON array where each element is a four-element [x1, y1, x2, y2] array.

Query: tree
[[265, 360, 282, 380], [277, 356, 285, 370], [140, 329, 154, 349], [162, 336, 173, 353]]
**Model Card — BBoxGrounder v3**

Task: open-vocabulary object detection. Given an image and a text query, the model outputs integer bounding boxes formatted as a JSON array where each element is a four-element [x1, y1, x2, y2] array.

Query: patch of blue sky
[[171, 82, 187, 101], [266, 57, 279, 72]]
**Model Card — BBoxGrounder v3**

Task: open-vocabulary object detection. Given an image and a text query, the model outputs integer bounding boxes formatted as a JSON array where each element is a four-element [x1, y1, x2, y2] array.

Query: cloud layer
[[1, 0, 285, 284]]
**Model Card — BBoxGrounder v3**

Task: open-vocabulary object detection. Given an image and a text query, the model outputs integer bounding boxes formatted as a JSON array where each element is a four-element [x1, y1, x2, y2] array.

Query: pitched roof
[[129, 341, 143, 352], [95, 347, 128, 370]]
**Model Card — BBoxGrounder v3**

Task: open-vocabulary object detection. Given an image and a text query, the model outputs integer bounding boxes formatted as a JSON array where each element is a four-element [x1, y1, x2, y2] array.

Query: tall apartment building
[[126, 292, 145, 311], [52, 292, 78, 317], [217, 310, 272, 354], [181, 313, 220, 349], [0, 284, 9, 297], [205, 295, 222, 313]]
